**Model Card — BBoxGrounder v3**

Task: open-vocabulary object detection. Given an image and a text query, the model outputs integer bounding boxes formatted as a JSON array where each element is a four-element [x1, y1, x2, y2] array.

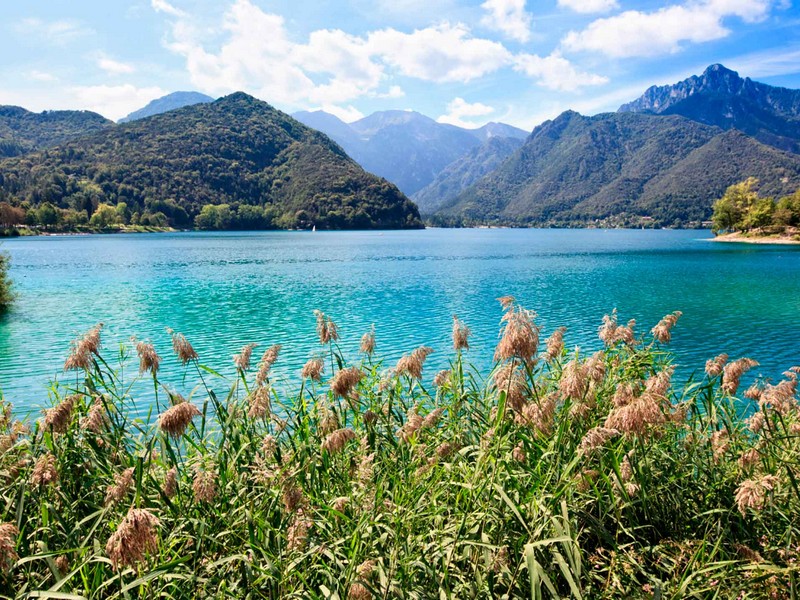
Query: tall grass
[[0, 300, 798, 599]]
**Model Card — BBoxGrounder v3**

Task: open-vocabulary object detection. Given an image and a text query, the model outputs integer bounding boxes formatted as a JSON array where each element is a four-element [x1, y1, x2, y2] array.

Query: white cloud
[[562, 0, 776, 58], [97, 55, 136, 75], [726, 46, 800, 77], [70, 84, 167, 120], [557, 0, 619, 14], [377, 85, 405, 99], [14, 18, 93, 45], [513, 52, 608, 91], [155, 0, 515, 109], [150, 0, 187, 18], [480, 0, 533, 43], [367, 23, 512, 82], [321, 104, 365, 122], [437, 97, 495, 128], [28, 70, 58, 83]]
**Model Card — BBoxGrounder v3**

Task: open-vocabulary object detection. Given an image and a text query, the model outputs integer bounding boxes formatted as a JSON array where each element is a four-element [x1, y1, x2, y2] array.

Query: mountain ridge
[[292, 109, 528, 196], [435, 109, 800, 226], [0, 93, 422, 230], [119, 91, 215, 123], [619, 63, 800, 154]]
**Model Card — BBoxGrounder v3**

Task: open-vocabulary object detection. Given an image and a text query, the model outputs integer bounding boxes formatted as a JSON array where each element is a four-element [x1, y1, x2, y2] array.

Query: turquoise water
[[1, 229, 799, 417]]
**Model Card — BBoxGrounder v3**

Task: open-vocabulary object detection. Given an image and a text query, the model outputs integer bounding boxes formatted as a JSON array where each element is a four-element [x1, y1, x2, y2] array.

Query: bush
[[0, 250, 12, 312]]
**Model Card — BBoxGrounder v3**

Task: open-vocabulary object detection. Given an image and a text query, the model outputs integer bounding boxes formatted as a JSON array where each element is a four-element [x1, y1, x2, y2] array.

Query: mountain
[[412, 136, 525, 214], [0, 106, 112, 158], [619, 64, 800, 154], [118, 91, 215, 123], [0, 93, 422, 230], [292, 109, 528, 196], [435, 110, 800, 226]]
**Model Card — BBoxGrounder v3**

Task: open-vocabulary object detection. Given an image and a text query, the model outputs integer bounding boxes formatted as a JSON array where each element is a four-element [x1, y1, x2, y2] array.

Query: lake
[[1, 228, 799, 418]]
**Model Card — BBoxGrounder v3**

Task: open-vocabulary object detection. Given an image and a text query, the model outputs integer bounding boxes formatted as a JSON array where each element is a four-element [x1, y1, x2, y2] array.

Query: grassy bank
[[0, 303, 798, 598]]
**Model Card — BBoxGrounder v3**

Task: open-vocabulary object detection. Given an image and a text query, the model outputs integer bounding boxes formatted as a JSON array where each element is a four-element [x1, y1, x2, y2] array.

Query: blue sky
[[1, 0, 799, 129]]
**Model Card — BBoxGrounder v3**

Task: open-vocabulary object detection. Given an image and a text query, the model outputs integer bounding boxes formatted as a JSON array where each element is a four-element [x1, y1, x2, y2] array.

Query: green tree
[[34, 203, 60, 230], [195, 204, 233, 230], [711, 177, 760, 233], [773, 189, 800, 227], [742, 196, 775, 230], [89, 203, 121, 229]]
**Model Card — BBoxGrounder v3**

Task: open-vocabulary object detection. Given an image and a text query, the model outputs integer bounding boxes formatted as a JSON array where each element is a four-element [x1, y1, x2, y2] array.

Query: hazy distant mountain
[[436, 110, 800, 226], [0, 106, 112, 158], [119, 91, 215, 123], [619, 64, 800, 154], [292, 109, 528, 195], [413, 136, 524, 214], [0, 93, 422, 230]]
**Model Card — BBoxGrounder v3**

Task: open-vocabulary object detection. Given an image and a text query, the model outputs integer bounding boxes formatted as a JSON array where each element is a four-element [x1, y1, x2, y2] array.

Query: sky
[[1, 0, 799, 130]]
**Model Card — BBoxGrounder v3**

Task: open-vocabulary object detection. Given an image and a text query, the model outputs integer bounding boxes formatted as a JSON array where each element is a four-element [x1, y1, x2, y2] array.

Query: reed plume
[[287, 512, 312, 552], [314, 310, 339, 345], [735, 474, 779, 515], [579, 427, 620, 454], [348, 582, 371, 599], [64, 323, 103, 371], [396, 346, 434, 380], [651, 311, 682, 344], [0, 523, 18, 574], [722, 358, 759, 395], [168, 329, 198, 365], [321, 428, 357, 454], [301, 357, 325, 381], [433, 370, 450, 387], [705, 354, 728, 377], [330, 367, 364, 398], [760, 375, 798, 415], [256, 344, 281, 386], [158, 401, 201, 439], [494, 301, 540, 364], [105, 508, 159, 569], [516, 394, 557, 436], [31, 453, 58, 487], [452, 315, 470, 351], [192, 467, 217, 503], [135, 340, 161, 375], [43, 395, 77, 434], [543, 327, 566, 362], [598, 311, 635, 346], [163, 467, 177, 498], [247, 386, 271, 419], [105, 467, 135, 506], [494, 363, 526, 413], [233, 343, 257, 371], [360, 326, 376, 355], [81, 397, 108, 433]]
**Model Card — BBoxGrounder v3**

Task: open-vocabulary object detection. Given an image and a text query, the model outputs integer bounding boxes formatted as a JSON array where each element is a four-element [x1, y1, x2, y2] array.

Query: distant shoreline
[[711, 231, 800, 245]]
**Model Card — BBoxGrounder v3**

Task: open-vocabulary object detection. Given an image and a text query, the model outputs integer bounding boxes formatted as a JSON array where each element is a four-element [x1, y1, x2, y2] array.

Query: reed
[[0, 301, 798, 599]]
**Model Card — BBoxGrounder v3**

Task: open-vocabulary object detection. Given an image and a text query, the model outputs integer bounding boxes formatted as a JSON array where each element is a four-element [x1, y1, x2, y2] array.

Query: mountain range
[[433, 110, 800, 226], [430, 64, 800, 225], [619, 64, 800, 154], [2, 64, 800, 229], [0, 93, 421, 230], [292, 109, 528, 196]]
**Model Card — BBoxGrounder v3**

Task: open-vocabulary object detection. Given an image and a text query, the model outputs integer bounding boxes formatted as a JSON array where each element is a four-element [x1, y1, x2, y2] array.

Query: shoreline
[[710, 231, 800, 245]]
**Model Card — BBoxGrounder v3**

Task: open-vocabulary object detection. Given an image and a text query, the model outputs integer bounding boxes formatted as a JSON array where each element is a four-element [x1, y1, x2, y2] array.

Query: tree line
[[712, 178, 800, 234]]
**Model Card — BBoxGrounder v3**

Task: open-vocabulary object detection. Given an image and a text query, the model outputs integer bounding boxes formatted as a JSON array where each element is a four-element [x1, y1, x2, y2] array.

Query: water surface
[[1, 229, 799, 417]]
